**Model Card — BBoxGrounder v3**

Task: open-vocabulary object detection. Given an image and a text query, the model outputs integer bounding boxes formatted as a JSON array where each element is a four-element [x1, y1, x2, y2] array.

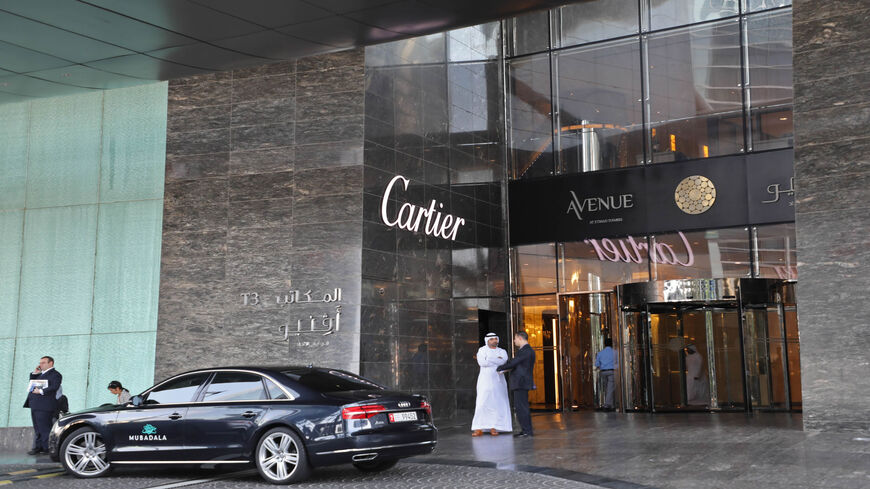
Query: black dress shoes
[[513, 432, 533, 438], [27, 448, 43, 455]]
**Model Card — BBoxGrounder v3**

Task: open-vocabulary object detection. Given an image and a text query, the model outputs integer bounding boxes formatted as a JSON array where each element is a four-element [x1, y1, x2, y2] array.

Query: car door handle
[[168, 413, 183, 420], [241, 411, 257, 418]]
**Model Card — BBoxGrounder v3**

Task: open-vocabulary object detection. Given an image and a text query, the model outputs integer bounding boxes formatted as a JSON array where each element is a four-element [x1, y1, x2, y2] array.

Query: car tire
[[255, 427, 310, 485], [352, 458, 399, 472], [59, 427, 112, 478]]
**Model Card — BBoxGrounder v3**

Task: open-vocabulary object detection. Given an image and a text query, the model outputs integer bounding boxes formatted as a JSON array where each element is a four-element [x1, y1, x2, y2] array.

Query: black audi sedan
[[49, 366, 436, 484]]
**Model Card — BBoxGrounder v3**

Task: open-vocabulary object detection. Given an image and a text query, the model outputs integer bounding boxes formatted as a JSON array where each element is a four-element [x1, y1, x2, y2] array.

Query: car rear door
[[108, 373, 209, 462], [183, 371, 272, 461]]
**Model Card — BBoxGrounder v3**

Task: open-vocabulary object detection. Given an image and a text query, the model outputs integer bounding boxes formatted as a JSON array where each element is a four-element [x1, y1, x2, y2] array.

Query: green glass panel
[[0, 102, 29, 210], [0, 338, 14, 427], [86, 332, 156, 407], [100, 83, 168, 202], [92, 201, 163, 334], [7, 335, 91, 427], [18, 205, 97, 337], [26, 92, 102, 208], [0, 211, 23, 338]]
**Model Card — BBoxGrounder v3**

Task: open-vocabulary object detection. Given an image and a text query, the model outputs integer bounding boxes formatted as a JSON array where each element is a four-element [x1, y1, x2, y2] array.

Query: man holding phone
[[23, 356, 62, 455]]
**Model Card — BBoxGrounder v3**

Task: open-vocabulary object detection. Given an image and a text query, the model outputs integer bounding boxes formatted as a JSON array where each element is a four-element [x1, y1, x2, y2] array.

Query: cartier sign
[[380, 175, 467, 241]]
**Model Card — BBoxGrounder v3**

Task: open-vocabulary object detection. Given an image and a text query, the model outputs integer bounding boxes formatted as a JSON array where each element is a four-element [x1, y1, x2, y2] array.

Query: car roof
[[174, 366, 347, 376]]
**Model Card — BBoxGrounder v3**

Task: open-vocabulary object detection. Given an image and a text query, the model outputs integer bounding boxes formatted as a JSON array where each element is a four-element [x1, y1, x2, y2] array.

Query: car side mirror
[[130, 395, 143, 407]]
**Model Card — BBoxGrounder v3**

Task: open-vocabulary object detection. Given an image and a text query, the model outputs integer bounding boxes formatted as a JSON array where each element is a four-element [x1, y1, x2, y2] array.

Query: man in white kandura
[[471, 333, 512, 436]]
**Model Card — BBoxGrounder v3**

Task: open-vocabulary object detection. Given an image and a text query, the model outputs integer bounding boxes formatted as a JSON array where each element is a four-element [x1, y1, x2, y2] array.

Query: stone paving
[[0, 462, 599, 488], [2, 411, 869, 489]]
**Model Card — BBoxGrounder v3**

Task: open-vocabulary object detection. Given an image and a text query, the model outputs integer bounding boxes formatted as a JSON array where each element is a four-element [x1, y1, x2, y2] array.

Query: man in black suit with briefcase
[[497, 331, 536, 437], [23, 356, 62, 455]]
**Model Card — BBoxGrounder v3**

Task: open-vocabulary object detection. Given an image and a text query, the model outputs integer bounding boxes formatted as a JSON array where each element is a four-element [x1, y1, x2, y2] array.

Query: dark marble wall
[[792, 1, 870, 432], [158, 50, 365, 380], [360, 25, 509, 422]]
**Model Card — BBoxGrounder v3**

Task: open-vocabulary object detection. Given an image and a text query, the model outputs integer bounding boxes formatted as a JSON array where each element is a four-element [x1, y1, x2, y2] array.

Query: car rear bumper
[[310, 426, 437, 466]]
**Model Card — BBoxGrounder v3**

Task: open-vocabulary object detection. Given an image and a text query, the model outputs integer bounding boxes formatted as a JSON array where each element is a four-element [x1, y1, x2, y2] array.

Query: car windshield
[[281, 369, 384, 392]]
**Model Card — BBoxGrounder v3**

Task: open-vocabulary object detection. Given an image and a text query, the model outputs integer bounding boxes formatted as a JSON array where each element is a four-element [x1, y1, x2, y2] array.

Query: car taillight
[[342, 404, 386, 420], [420, 400, 431, 416]]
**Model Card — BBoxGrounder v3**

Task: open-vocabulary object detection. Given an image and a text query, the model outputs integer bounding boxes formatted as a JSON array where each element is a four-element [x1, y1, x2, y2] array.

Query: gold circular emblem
[[674, 175, 716, 214]]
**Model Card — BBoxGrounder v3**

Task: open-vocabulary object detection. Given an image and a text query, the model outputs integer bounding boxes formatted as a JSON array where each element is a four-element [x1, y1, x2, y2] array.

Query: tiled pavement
[[2, 412, 868, 488]]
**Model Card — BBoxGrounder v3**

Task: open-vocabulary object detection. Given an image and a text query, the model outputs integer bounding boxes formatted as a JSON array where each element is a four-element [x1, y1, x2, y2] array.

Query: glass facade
[[0, 84, 166, 427], [507, 1, 793, 177], [505, 0, 795, 413], [362, 23, 508, 420]]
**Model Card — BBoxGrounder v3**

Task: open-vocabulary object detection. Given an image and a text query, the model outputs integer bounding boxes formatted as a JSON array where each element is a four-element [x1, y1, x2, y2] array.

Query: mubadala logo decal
[[129, 424, 167, 441]]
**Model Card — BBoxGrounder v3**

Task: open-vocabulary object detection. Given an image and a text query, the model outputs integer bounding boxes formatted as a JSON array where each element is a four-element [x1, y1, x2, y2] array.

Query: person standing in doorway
[[595, 338, 616, 410], [471, 333, 512, 436], [684, 344, 709, 406], [23, 356, 62, 455], [497, 331, 536, 437]]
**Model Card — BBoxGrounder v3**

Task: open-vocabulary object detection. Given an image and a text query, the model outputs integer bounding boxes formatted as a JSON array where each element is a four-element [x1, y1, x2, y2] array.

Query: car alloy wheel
[[255, 427, 310, 484], [61, 428, 111, 478]]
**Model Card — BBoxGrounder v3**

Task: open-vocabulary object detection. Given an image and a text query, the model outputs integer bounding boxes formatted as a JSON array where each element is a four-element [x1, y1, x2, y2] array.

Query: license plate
[[389, 411, 418, 423]]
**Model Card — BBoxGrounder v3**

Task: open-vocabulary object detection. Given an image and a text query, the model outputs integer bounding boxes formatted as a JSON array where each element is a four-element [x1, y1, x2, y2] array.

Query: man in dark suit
[[23, 356, 62, 455], [497, 331, 536, 437]]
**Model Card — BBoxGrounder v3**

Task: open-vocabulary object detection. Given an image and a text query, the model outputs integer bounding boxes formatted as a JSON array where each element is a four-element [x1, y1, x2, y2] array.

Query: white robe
[[685, 351, 709, 406], [471, 345, 512, 432]]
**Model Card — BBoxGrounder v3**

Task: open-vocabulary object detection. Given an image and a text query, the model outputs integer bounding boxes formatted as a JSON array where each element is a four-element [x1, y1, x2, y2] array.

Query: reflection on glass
[[556, 38, 644, 172], [559, 239, 649, 292], [650, 228, 750, 280], [558, 0, 639, 47], [743, 0, 791, 13], [507, 10, 551, 56], [709, 309, 744, 408], [649, 311, 683, 409], [365, 33, 446, 67], [747, 10, 793, 151], [621, 311, 649, 410], [784, 305, 800, 408], [562, 293, 613, 409], [649, 0, 739, 31], [453, 247, 506, 298], [755, 223, 796, 279], [508, 54, 554, 178], [512, 243, 557, 294], [744, 306, 789, 409], [514, 295, 559, 409], [648, 21, 744, 162], [448, 23, 500, 62]]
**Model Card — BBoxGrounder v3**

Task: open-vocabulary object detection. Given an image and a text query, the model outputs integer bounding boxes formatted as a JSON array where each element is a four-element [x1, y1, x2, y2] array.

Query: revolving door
[[618, 279, 801, 413]]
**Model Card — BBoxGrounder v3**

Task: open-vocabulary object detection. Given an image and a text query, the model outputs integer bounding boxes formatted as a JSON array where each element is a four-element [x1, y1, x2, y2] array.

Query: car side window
[[264, 378, 289, 400], [145, 373, 209, 405], [202, 372, 269, 402]]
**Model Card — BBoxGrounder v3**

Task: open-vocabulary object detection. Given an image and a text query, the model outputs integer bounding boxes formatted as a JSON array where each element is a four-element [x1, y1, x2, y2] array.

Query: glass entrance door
[[647, 304, 745, 411], [558, 293, 613, 410], [742, 282, 801, 411]]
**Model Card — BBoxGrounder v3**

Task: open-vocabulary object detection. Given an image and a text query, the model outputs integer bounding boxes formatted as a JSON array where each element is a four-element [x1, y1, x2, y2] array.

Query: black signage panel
[[556, 168, 648, 242], [508, 149, 795, 246], [508, 178, 561, 244], [745, 149, 795, 224], [644, 154, 749, 235]]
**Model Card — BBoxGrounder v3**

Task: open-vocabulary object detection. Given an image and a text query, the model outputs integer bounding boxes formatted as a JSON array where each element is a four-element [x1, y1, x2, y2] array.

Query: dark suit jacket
[[497, 344, 535, 391], [23, 369, 62, 412]]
